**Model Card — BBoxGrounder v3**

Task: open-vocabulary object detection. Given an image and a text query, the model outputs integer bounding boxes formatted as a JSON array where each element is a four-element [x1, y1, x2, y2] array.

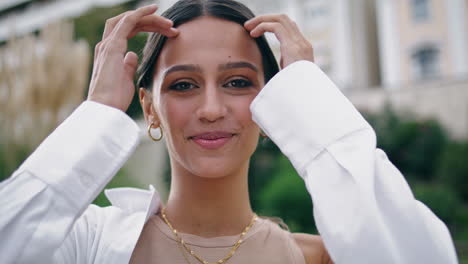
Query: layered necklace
[[161, 207, 258, 264]]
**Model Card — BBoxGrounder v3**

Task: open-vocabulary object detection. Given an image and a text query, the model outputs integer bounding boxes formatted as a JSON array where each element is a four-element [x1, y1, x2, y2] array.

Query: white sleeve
[[250, 60, 458, 264], [0, 101, 140, 263]]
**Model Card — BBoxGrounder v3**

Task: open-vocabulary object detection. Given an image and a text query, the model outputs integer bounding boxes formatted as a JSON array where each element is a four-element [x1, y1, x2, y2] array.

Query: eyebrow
[[164, 64, 202, 77], [218, 61, 258, 73], [163, 61, 259, 78]]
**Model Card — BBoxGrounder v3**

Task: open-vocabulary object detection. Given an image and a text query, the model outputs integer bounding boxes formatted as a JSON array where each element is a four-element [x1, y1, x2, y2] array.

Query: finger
[[111, 4, 159, 39], [136, 15, 174, 29], [102, 12, 129, 40], [244, 14, 295, 32], [249, 22, 288, 42], [102, 6, 163, 40], [129, 14, 178, 38], [94, 41, 102, 60], [128, 26, 179, 39], [124, 51, 139, 78]]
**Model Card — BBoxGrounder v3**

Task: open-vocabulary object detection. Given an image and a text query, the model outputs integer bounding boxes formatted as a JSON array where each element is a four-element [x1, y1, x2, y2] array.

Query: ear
[[139, 87, 160, 126]]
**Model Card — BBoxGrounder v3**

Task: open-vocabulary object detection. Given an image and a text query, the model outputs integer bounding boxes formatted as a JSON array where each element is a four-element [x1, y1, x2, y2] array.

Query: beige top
[[130, 214, 306, 264]]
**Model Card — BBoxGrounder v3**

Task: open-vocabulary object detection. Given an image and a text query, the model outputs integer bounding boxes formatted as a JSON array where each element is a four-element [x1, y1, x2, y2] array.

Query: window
[[411, 45, 439, 80], [303, 0, 329, 29], [306, 5, 328, 19], [411, 0, 430, 22]]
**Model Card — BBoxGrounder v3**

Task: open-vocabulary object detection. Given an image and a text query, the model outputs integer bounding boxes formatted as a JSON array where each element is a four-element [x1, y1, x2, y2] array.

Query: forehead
[[155, 16, 262, 72]]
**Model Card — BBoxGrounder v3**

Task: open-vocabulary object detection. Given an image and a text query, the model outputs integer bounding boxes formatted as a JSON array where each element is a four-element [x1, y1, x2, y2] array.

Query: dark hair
[[137, 0, 280, 90]]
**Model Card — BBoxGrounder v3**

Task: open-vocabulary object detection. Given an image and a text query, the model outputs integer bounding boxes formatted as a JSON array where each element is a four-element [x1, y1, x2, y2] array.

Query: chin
[[188, 157, 243, 179], [168, 138, 255, 179]]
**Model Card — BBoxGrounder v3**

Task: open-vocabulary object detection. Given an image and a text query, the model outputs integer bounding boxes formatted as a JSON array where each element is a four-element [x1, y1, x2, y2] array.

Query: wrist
[[87, 96, 128, 113]]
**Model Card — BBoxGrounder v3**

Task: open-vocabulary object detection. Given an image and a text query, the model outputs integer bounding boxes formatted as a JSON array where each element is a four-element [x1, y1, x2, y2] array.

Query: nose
[[196, 83, 227, 123]]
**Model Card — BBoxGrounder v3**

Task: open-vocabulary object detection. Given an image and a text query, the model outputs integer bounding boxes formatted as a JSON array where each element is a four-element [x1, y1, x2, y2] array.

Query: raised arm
[[250, 60, 458, 263], [0, 5, 178, 262], [0, 101, 140, 263], [246, 15, 458, 264]]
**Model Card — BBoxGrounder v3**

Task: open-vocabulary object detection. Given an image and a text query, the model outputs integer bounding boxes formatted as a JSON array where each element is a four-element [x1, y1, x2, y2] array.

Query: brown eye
[[169, 81, 197, 91], [224, 79, 253, 88]]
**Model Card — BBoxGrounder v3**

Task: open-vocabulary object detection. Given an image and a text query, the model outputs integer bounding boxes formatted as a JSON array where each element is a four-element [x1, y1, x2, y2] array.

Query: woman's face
[[149, 16, 265, 179]]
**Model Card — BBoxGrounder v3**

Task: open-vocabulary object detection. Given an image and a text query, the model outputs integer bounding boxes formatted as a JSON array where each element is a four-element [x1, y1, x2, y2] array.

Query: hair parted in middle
[[137, 0, 280, 91]]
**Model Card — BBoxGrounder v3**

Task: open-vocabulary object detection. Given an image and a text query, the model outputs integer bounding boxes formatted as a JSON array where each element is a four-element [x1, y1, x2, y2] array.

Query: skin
[[87, 4, 331, 264]]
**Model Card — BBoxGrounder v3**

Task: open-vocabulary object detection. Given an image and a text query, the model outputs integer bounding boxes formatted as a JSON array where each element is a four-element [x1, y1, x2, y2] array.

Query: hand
[[87, 5, 179, 112], [244, 14, 314, 69]]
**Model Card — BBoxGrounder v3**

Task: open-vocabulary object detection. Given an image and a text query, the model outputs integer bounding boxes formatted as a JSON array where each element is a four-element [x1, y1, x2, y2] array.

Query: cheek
[[159, 97, 192, 137], [232, 95, 261, 157], [230, 94, 259, 131]]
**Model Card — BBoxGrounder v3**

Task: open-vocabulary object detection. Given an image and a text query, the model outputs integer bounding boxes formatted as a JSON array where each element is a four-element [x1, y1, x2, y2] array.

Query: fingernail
[[171, 28, 179, 36]]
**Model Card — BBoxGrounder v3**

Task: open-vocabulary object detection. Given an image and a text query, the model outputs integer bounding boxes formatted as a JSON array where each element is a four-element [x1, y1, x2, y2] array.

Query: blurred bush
[[0, 140, 29, 181], [248, 138, 283, 209], [257, 155, 315, 233], [437, 142, 468, 202], [412, 183, 462, 226], [93, 168, 143, 207], [364, 106, 447, 181]]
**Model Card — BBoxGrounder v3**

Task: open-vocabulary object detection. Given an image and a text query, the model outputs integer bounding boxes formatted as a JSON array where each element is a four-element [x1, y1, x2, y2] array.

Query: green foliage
[[257, 156, 316, 233], [92, 168, 143, 207], [453, 207, 468, 240], [0, 143, 31, 182], [437, 142, 468, 201], [364, 106, 447, 181], [413, 183, 462, 226], [248, 138, 283, 209]]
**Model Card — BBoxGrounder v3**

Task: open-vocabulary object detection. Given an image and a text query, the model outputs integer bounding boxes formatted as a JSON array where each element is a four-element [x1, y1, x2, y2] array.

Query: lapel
[[104, 185, 161, 223], [101, 185, 162, 263]]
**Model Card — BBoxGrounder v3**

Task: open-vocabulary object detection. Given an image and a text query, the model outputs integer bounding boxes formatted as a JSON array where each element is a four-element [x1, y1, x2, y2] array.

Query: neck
[[164, 159, 254, 238]]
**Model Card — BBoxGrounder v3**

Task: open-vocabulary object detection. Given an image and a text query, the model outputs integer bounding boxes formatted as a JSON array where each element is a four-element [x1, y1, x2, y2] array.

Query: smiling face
[[143, 16, 265, 179]]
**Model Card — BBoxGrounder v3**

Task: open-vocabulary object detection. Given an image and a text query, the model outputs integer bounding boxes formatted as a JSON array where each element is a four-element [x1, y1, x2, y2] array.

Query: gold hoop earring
[[148, 122, 163, 141]]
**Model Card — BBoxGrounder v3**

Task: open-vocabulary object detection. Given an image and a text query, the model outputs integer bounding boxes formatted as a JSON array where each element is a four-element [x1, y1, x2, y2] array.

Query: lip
[[189, 131, 236, 150]]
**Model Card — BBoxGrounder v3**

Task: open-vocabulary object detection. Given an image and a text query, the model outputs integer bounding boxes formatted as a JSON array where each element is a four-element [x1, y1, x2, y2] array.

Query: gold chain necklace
[[161, 207, 257, 264]]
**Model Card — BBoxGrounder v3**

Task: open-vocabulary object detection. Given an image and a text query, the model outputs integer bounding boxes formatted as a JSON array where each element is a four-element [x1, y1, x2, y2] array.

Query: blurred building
[[0, 0, 133, 41], [377, 0, 468, 88], [244, 0, 381, 91], [241, 0, 468, 139], [351, 0, 468, 139]]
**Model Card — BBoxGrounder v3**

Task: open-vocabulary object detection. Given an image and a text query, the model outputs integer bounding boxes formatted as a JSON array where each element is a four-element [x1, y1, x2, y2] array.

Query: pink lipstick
[[190, 132, 235, 150]]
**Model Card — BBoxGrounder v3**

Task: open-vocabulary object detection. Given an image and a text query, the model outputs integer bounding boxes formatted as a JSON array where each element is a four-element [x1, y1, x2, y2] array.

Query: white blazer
[[0, 61, 458, 264]]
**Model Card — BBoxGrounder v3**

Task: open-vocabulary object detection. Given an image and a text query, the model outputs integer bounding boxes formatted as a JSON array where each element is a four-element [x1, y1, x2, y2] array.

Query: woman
[[0, 0, 458, 263]]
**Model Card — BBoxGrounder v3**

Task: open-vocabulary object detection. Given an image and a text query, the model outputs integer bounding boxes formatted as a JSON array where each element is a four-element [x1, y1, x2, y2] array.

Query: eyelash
[[168, 78, 253, 91]]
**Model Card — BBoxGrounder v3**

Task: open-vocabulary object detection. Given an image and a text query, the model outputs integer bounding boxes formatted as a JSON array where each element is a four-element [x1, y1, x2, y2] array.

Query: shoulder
[[292, 233, 333, 264]]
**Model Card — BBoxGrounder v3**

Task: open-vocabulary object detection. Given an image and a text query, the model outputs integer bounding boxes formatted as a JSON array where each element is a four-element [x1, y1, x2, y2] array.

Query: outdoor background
[[1, 0, 468, 262]]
